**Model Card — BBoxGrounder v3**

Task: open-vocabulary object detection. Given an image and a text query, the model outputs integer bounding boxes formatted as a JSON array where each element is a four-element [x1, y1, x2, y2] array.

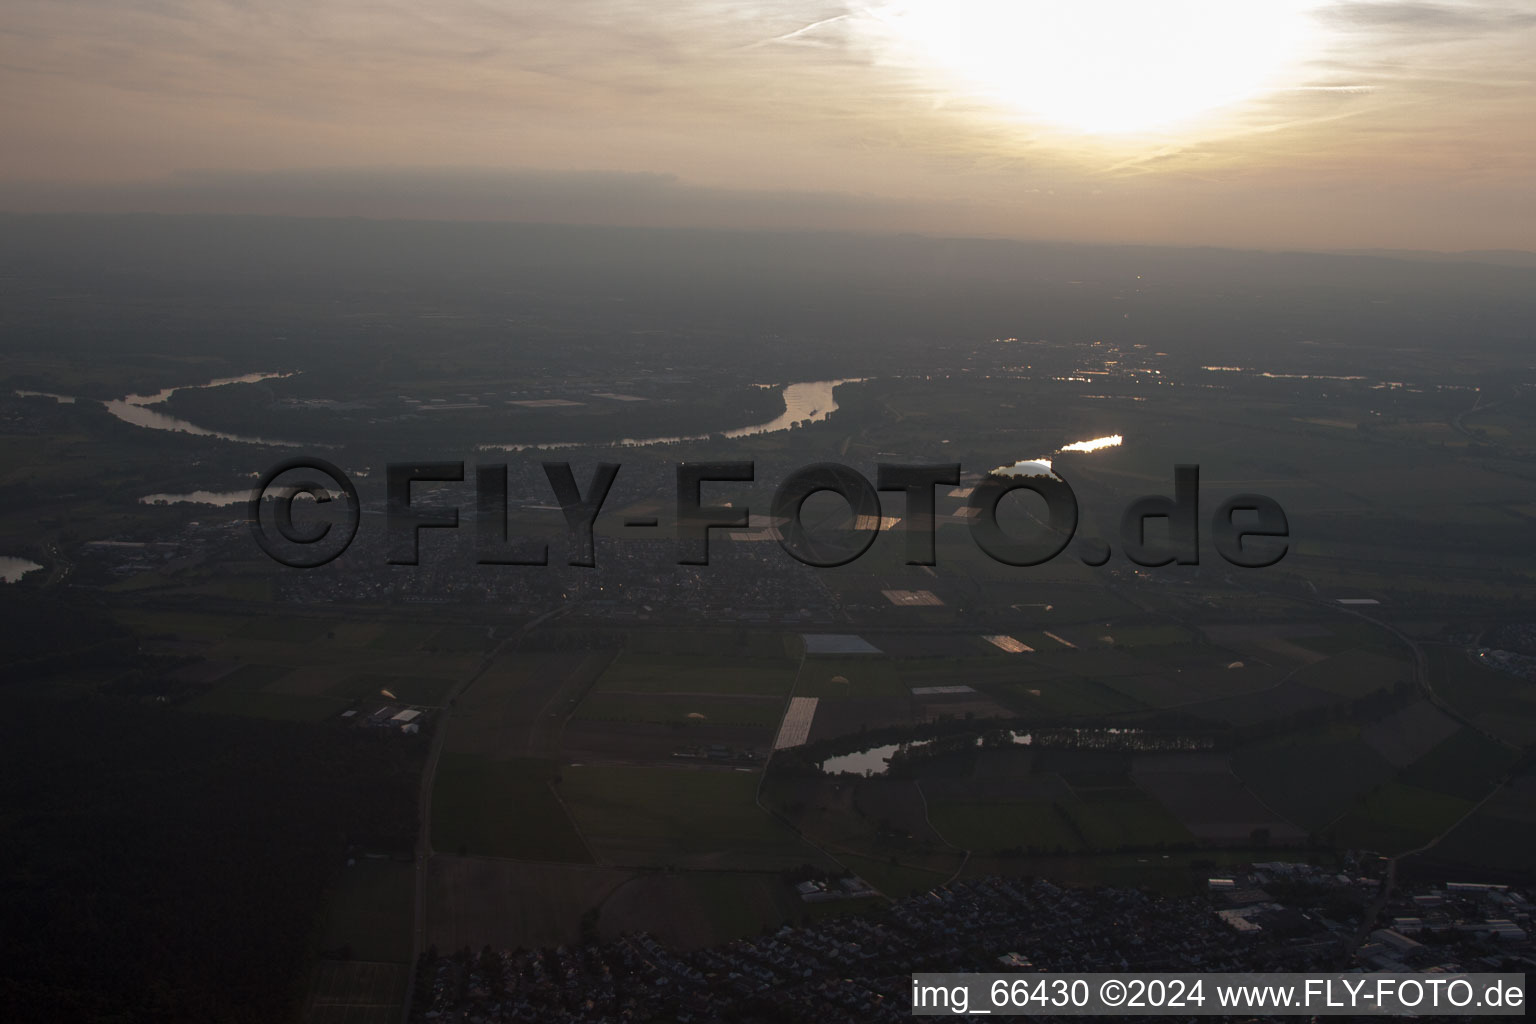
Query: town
[[409, 866, 1533, 1022]]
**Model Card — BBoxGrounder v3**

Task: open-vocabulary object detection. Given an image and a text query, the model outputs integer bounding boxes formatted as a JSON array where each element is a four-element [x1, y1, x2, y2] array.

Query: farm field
[[1096, 666, 1277, 709], [804, 695, 912, 743], [926, 797, 1082, 855], [891, 655, 1058, 690], [1419, 771, 1536, 874], [1429, 647, 1536, 746], [564, 649, 800, 735], [1060, 787, 1195, 851], [559, 765, 821, 869], [321, 672, 460, 706], [597, 871, 832, 949], [1197, 623, 1335, 667], [562, 717, 775, 765], [925, 786, 1192, 856], [574, 691, 784, 729], [182, 687, 346, 722], [1232, 725, 1398, 834], [794, 657, 909, 698], [302, 960, 411, 1024], [119, 608, 489, 719], [960, 846, 1336, 895], [1332, 782, 1475, 855], [591, 652, 798, 696], [765, 774, 953, 870], [1131, 754, 1306, 843], [430, 754, 591, 862], [1361, 700, 1462, 767], [623, 629, 799, 660], [315, 859, 416, 963], [1185, 681, 1339, 727], [985, 674, 1151, 717], [425, 857, 636, 952], [1292, 647, 1411, 698], [833, 852, 955, 899], [1397, 727, 1519, 801], [1092, 623, 1196, 647], [446, 650, 614, 760]]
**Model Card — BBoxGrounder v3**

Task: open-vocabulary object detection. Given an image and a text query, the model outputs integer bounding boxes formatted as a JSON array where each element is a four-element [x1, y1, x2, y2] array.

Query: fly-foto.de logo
[[248, 459, 1288, 571]]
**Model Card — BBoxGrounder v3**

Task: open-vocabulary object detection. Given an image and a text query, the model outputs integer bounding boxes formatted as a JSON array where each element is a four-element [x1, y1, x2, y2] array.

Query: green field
[[139, 608, 485, 718], [217, 663, 293, 691], [961, 846, 1333, 895], [1294, 648, 1410, 698], [795, 658, 909, 697], [181, 688, 345, 722], [325, 672, 460, 706], [425, 858, 636, 953], [315, 858, 415, 963], [1063, 788, 1195, 850], [927, 798, 1083, 855], [623, 629, 797, 660], [1100, 624, 1196, 647], [424, 624, 496, 654], [1286, 622, 1394, 656], [366, 621, 442, 653], [431, 754, 592, 862], [234, 615, 335, 644], [1333, 782, 1474, 855], [560, 765, 813, 868], [573, 692, 783, 728], [1096, 668, 1269, 709], [115, 608, 241, 640], [987, 675, 1150, 717], [1233, 725, 1398, 833], [126, 609, 483, 683], [1430, 648, 1536, 745], [593, 653, 797, 696], [927, 787, 1191, 856], [892, 656, 1048, 690], [596, 870, 830, 948], [303, 960, 411, 1024], [1399, 727, 1519, 801], [834, 852, 952, 898], [1423, 773, 1536, 874]]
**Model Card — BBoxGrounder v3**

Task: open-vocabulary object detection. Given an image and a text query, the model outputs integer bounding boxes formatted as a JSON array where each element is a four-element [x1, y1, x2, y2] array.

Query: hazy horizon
[[5, 201, 1536, 263]]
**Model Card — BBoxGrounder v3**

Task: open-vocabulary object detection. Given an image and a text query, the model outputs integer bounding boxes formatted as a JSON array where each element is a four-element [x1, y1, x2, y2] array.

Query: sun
[[866, 0, 1320, 135]]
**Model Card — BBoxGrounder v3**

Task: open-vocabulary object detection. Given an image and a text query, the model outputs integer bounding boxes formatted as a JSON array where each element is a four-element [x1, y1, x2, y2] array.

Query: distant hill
[[1336, 248, 1536, 269]]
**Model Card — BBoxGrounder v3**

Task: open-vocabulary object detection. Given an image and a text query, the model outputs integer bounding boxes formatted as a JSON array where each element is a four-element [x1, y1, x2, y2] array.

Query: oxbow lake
[[0, 556, 44, 583]]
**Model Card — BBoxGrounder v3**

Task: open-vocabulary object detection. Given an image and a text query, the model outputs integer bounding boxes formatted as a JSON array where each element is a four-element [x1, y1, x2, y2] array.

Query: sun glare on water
[[868, 1, 1320, 134]]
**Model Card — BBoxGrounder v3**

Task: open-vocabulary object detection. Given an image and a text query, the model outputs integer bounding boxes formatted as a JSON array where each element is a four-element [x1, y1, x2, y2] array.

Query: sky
[[2, 1, 1533, 250]]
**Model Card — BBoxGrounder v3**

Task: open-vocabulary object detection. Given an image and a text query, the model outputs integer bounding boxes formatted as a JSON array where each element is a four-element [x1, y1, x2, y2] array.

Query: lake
[[0, 556, 44, 583]]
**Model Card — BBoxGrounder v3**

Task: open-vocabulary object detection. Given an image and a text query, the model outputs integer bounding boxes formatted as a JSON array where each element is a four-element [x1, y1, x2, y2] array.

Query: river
[[480, 378, 865, 452], [102, 372, 299, 445], [128, 377, 867, 504]]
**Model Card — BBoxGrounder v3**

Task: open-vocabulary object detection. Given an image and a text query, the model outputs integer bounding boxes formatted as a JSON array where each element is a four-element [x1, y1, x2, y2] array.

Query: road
[[1294, 591, 1524, 965], [399, 602, 573, 1023]]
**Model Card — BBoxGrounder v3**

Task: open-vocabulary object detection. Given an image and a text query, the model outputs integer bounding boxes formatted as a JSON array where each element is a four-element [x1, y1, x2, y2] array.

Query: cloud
[[1318, 1, 1536, 33]]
